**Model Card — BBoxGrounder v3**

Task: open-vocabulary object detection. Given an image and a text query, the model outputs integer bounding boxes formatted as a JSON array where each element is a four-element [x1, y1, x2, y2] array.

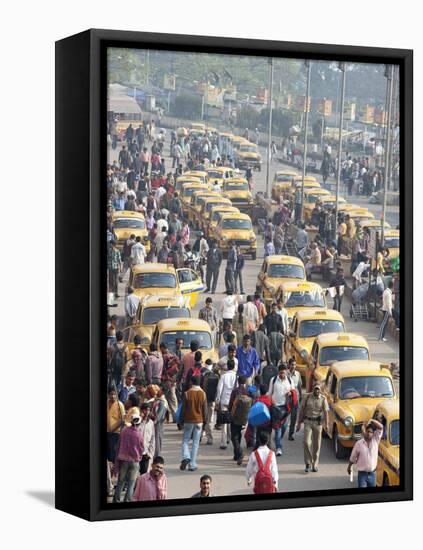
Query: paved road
[[107, 130, 399, 498]]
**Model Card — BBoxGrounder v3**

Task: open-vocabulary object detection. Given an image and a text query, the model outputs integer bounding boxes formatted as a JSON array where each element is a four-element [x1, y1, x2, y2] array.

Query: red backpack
[[254, 450, 276, 494]]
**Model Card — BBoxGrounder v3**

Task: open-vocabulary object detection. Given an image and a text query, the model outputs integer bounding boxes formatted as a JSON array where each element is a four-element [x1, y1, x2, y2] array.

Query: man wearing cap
[[113, 414, 144, 502], [296, 383, 329, 473]]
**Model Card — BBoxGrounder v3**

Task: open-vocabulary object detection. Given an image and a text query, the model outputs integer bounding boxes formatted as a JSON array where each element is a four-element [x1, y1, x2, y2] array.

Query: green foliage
[[259, 108, 298, 137], [312, 117, 326, 141], [172, 94, 202, 120]]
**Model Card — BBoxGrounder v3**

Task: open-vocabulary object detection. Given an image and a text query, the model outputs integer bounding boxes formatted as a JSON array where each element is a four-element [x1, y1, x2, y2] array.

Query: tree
[[312, 117, 326, 142]]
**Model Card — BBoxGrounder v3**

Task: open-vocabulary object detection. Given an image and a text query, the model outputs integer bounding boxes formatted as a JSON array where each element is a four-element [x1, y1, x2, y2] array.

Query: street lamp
[[334, 62, 346, 235], [300, 60, 311, 223], [265, 57, 274, 199], [381, 64, 395, 246]]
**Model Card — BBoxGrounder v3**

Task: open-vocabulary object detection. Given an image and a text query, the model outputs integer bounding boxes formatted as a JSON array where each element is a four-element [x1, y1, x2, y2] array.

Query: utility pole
[[334, 62, 346, 233], [381, 64, 394, 246], [265, 57, 274, 198], [300, 60, 311, 222], [146, 50, 150, 86]]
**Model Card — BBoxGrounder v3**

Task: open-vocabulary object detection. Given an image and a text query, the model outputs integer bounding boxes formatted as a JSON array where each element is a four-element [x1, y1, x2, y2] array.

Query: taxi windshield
[[206, 201, 227, 213], [225, 183, 249, 191], [284, 290, 325, 308], [339, 376, 394, 400], [221, 219, 252, 230], [276, 175, 292, 182], [319, 346, 369, 366], [134, 273, 176, 289], [207, 171, 225, 179], [240, 145, 257, 153], [142, 307, 190, 325], [183, 187, 201, 197], [385, 237, 400, 248], [268, 264, 305, 279], [390, 419, 400, 445], [114, 218, 145, 229], [299, 320, 345, 338], [212, 210, 232, 221], [161, 330, 212, 350]]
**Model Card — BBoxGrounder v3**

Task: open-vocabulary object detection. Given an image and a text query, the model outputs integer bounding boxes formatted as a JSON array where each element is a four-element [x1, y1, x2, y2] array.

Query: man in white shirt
[[218, 344, 239, 373], [244, 295, 259, 329], [124, 286, 140, 326], [212, 180, 221, 193], [378, 280, 393, 342], [246, 431, 278, 492], [276, 299, 289, 335], [215, 360, 237, 449], [220, 291, 238, 323], [130, 236, 146, 265], [268, 364, 294, 456], [155, 185, 167, 204]]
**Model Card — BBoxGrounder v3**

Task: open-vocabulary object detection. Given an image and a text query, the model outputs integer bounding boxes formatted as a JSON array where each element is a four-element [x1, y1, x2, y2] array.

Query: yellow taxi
[[383, 229, 400, 260], [275, 281, 327, 323], [221, 178, 254, 210], [271, 170, 299, 201], [206, 205, 240, 238], [190, 122, 206, 131], [212, 212, 257, 259], [180, 183, 211, 217], [235, 141, 262, 171], [128, 263, 204, 307], [123, 295, 191, 350], [321, 360, 395, 458], [187, 190, 220, 225], [318, 195, 347, 211], [302, 188, 332, 222], [231, 135, 249, 150], [112, 210, 150, 253], [151, 318, 219, 365], [374, 399, 400, 486], [306, 333, 370, 391], [346, 208, 375, 223], [175, 175, 202, 193], [199, 196, 232, 231], [358, 219, 391, 231], [183, 170, 209, 184], [256, 255, 306, 308], [206, 166, 237, 187], [285, 309, 345, 378]]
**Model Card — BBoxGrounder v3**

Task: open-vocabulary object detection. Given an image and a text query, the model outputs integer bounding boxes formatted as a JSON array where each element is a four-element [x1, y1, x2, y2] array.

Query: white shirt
[[156, 187, 167, 201], [199, 238, 209, 258], [216, 370, 237, 406], [131, 242, 146, 265], [382, 287, 393, 315], [268, 376, 293, 406], [244, 302, 258, 327], [157, 219, 168, 233], [212, 184, 221, 193], [352, 261, 370, 283], [276, 307, 289, 333], [246, 446, 278, 488], [221, 295, 238, 319], [125, 293, 140, 318]]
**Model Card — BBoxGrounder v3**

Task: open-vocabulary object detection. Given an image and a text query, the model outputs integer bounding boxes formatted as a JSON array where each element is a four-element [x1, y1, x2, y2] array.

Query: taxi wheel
[[333, 426, 348, 459]]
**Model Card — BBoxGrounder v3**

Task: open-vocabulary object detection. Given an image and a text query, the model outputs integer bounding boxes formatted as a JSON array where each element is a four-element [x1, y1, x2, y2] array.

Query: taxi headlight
[[344, 416, 354, 428], [300, 349, 308, 360]]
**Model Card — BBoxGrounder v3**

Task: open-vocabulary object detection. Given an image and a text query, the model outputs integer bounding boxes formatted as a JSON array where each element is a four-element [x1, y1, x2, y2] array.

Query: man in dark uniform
[[206, 240, 223, 294]]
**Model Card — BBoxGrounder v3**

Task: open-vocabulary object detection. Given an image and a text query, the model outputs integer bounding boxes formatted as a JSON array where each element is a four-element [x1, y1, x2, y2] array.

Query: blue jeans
[[274, 422, 287, 451], [113, 461, 139, 502], [358, 471, 376, 488], [182, 423, 202, 468]]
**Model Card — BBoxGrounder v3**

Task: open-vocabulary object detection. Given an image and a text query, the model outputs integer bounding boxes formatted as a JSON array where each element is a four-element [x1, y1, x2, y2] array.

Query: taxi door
[[176, 268, 205, 307]]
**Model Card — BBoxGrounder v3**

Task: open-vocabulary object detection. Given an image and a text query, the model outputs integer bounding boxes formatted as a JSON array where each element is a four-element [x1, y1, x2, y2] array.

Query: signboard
[[317, 98, 332, 117], [295, 95, 311, 112], [163, 74, 176, 91]]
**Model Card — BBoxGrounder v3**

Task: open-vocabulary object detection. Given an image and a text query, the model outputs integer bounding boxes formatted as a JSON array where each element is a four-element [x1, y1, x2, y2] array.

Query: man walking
[[206, 240, 223, 294], [200, 363, 220, 445], [234, 246, 245, 294], [138, 403, 155, 475], [198, 297, 219, 345], [296, 383, 329, 472], [378, 280, 394, 341], [229, 375, 252, 465], [225, 241, 237, 294], [347, 419, 384, 488], [108, 240, 122, 300], [236, 334, 260, 385], [287, 358, 302, 441], [179, 375, 208, 472], [215, 359, 237, 449], [268, 364, 293, 456], [113, 414, 144, 502], [124, 286, 140, 327], [132, 456, 167, 501], [246, 431, 278, 494], [130, 236, 146, 266]]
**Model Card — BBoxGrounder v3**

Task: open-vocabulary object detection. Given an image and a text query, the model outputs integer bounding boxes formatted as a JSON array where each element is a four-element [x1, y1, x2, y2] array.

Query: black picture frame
[[55, 28, 413, 521]]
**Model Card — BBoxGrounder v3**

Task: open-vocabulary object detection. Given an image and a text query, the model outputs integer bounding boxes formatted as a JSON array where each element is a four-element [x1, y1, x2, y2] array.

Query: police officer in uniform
[[296, 384, 329, 473]]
